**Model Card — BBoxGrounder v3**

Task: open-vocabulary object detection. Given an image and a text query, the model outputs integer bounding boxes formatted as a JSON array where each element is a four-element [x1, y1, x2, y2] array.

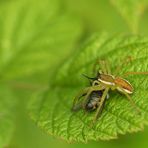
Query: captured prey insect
[[72, 74, 109, 112], [72, 58, 148, 124]]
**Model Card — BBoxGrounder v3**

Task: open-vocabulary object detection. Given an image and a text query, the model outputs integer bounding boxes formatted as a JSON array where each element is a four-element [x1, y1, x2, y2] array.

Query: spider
[[72, 58, 148, 124]]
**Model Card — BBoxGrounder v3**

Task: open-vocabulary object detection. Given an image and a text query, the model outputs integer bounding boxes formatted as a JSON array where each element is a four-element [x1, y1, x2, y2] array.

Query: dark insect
[[85, 90, 108, 111], [72, 74, 109, 112]]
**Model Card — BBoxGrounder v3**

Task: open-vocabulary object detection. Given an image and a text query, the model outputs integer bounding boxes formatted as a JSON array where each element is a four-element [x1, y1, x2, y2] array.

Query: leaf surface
[[111, 0, 148, 33], [29, 34, 148, 142]]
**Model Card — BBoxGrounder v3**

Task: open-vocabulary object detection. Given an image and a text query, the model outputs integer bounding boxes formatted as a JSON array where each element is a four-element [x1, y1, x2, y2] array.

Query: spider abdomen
[[114, 77, 133, 94]]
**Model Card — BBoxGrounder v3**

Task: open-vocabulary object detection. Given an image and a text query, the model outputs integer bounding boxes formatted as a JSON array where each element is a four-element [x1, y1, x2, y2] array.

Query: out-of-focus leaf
[[64, 0, 128, 33], [0, 85, 16, 148], [0, 0, 82, 83], [111, 0, 148, 33], [29, 33, 148, 142], [0, 0, 82, 146]]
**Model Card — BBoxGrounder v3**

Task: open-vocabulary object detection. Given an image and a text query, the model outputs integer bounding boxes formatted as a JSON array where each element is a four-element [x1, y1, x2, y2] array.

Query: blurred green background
[[0, 0, 148, 147]]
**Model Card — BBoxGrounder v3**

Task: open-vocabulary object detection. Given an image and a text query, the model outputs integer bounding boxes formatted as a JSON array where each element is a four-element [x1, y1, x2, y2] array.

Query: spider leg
[[93, 59, 99, 75], [72, 87, 89, 111], [93, 58, 112, 75], [123, 72, 148, 77], [102, 59, 111, 74], [82, 85, 105, 109], [99, 60, 108, 74], [93, 59, 108, 75], [114, 56, 133, 76], [92, 80, 100, 86], [92, 87, 110, 124], [123, 91, 141, 114]]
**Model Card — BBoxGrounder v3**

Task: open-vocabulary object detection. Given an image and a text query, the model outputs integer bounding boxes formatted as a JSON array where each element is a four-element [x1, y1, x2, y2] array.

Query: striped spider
[[72, 58, 148, 124]]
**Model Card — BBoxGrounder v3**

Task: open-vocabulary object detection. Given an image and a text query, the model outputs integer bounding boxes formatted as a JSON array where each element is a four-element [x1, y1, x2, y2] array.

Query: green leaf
[[0, 0, 82, 146], [0, 0, 82, 83], [111, 0, 148, 33], [64, 0, 128, 33], [0, 85, 16, 148], [29, 34, 148, 142]]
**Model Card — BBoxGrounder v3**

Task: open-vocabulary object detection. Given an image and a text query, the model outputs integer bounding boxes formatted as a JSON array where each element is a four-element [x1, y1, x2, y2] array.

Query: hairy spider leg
[[119, 87, 141, 114], [93, 87, 110, 124], [72, 87, 90, 111], [93, 59, 100, 75], [82, 85, 105, 109], [125, 93, 141, 114], [93, 59, 109, 75], [102, 59, 111, 74], [114, 56, 133, 76], [92, 80, 100, 86], [123, 72, 148, 77], [99, 60, 109, 74]]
